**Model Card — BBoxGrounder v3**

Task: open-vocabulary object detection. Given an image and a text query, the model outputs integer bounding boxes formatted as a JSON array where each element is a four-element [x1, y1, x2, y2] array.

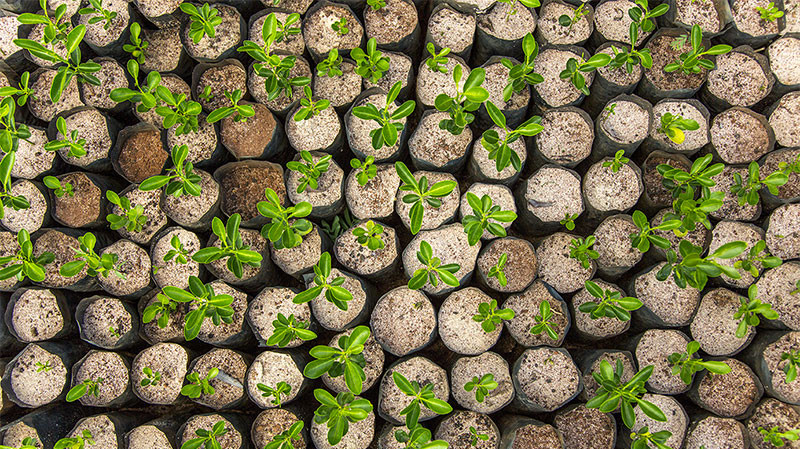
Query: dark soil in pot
[[286, 153, 345, 219], [535, 232, 595, 294], [497, 417, 565, 449], [5, 288, 71, 343], [110, 186, 169, 245], [138, 290, 186, 344], [345, 163, 401, 220], [215, 160, 286, 227], [346, 90, 410, 162], [70, 350, 132, 407], [647, 99, 710, 155], [247, 286, 310, 348], [206, 228, 273, 289], [691, 288, 754, 356], [395, 172, 460, 233], [79, 57, 127, 110], [593, 214, 642, 278], [513, 347, 582, 413], [186, 348, 248, 409], [193, 60, 248, 112], [689, 357, 763, 418], [2, 180, 49, 234], [641, 152, 691, 210], [709, 166, 762, 222], [140, 26, 187, 74], [468, 124, 528, 185], [415, 54, 469, 109], [2, 342, 73, 408], [638, 28, 708, 101], [322, 327, 384, 394], [250, 408, 306, 449], [536, 0, 593, 46], [96, 239, 152, 298], [578, 350, 636, 401], [766, 203, 800, 261], [409, 110, 472, 172], [532, 46, 593, 108], [628, 394, 688, 449], [515, 165, 584, 235], [245, 350, 305, 409], [48, 172, 106, 229], [634, 328, 692, 394], [746, 398, 800, 449], [313, 58, 362, 110], [553, 404, 616, 449], [756, 262, 800, 330], [426, 4, 476, 60], [377, 356, 449, 425], [150, 227, 202, 290], [709, 220, 765, 288], [333, 219, 400, 279], [27, 69, 84, 122], [370, 286, 436, 357], [180, 3, 244, 62], [685, 416, 749, 449], [458, 183, 516, 240], [475, 236, 537, 293], [130, 342, 189, 405], [269, 222, 326, 279], [450, 351, 514, 414], [219, 102, 281, 161], [111, 123, 168, 184], [503, 280, 570, 346], [438, 287, 502, 355], [76, 295, 138, 350], [570, 279, 630, 340], [633, 261, 702, 327], [435, 411, 499, 449], [402, 223, 480, 297], [710, 107, 774, 165], [302, 1, 364, 62]]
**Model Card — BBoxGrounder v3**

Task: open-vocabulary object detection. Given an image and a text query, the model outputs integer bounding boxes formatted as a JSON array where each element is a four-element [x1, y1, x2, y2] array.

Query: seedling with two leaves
[[350, 157, 377, 186], [304, 325, 370, 394], [313, 389, 373, 446], [396, 161, 457, 234], [586, 360, 666, 430], [352, 81, 415, 150], [257, 381, 292, 406], [487, 253, 509, 287], [180, 3, 223, 43], [664, 25, 731, 74], [603, 150, 630, 173], [408, 240, 461, 290], [287, 151, 332, 193], [481, 101, 543, 172], [0, 230, 54, 283], [140, 367, 161, 387], [181, 420, 228, 449], [731, 161, 789, 206], [530, 300, 559, 340], [294, 252, 353, 310], [501, 33, 543, 102], [268, 313, 316, 347], [783, 350, 800, 382], [66, 377, 103, 402], [464, 374, 498, 402], [43, 116, 86, 159], [265, 421, 303, 449], [580, 280, 643, 321], [657, 240, 746, 290], [43, 176, 73, 197], [759, 427, 800, 447], [351, 38, 390, 83], [733, 239, 782, 277], [352, 220, 385, 250], [569, 235, 599, 269], [181, 368, 218, 398], [392, 372, 453, 429], [434, 65, 489, 135], [106, 190, 147, 232], [54, 430, 94, 449], [258, 188, 313, 250], [425, 43, 450, 73], [559, 53, 611, 96], [462, 192, 517, 245], [206, 89, 255, 123], [139, 145, 202, 197], [472, 299, 515, 332], [734, 285, 779, 338], [61, 232, 124, 279], [667, 340, 731, 385], [559, 3, 590, 30]]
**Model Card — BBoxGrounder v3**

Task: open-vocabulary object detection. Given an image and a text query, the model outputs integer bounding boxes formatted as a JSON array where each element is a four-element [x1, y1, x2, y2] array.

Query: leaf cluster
[[287, 151, 332, 193], [734, 285, 779, 338], [409, 240, 461, 290], [60, 232, 124, 279], [294, 252, 353, 310], [258, 188, 313, 250], [313, 389, 373, 446], [304, 326, 370, 394], [351, 38, 389, 83], [181, 368, 219, 399], [0, 229, 54, 282], [106, 190, 148, 232], [472, 299, 515, 332], [580, 280, 643, 321], [481, 101, 542, 173], [268, 313, 316, 347], [664, 25, 731, 74], [434, 65, 488, 135], [667, 340, 731, 385], [396, 161, 457, 234], [352, 81, 415, 150], [352, 220, 385, 250]]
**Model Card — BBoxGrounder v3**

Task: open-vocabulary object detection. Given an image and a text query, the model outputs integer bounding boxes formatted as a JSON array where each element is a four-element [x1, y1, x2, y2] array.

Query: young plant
[[367, 0, 386, 9], [667, 340, 731, 385], [35, 361, 52, 372], [657, 154, 724, 199], [123, 22, 148, 64], [558, 53, 612, 96], [181, 368, 219, 399], [331, 17, 349, 35], [109, 60, 161, 113], [304, 325, 370, 394], [54, 431, 94, 449], [629, 210, 682, 253], [469, 427, 489, 447], [140, 367, 161, 387], [0, 156, 29, 221], [78, 0, 117, 30], [106, 190, 147, 233], [629, 0, 669, 32], [139, 145, 202, 197], [408, 240, 461, 290], [580, 280, 643, 321], [60, 232, 124, 279], [657, 240, 746, 290], [294, 252, 353, 310], [472, 299, 515, 332], [603, 150, 630, 173], [392, 372, 453, 429], [496, 0, 541, 21], [43, 176, 74, 198], [607, 25, 653, 74], [180, 3, 222, 43], [351, 38, 389, 83], [586, 360, 666, 429], [394, 425, 449, 449], [206, 89, 255, 123], [163, 235, 192, 264], [501, 33, 543, 102], [759, 427, 800, 447], [320, 209, 355, 241], [487, 253, 509, 287], [181, 420, 228, 449], [530, 300, 559, 341], [757, 2, 784, 21], [159, 276, 234, 341], [292, 86, 330, 121], [287, 151, 332, 193], [481, 101, 543, 172], [44, 116, 87, 158], [559, 2, 590, 30], [560, 213, 579, 231], [352, 220, 385, 250], [351, 81, 415, 150], [734, 240, 782, 277], [425, 42, 450, 73], [313, 389, 373, 446], [193, 214, 263, 277], [664, 24, 731, 74], [434, 65, 489, 135], [630, 427, 671, 449], [0, 71, 33, 106], [782, 350, 800, 383], [257, 381, 292, 406], [351, 156, 377, 186], [0, 437, 38, 449], [734, 284, 779, 338], [464, 374, 498, 403], [396, 161, 457, 234], [109, 326, 120, 338], [154, 86, 203, 135], [731, 161, 789, 206], [569, 235, 599, 269], [267, 313, 317, 347], [0, 229, 54, 283], [462, 192, 517, 245], [258, 188, 313, 250], [66, 377, 103, 402], [265, 421, 303, 449], [317, 49, 343, 77]]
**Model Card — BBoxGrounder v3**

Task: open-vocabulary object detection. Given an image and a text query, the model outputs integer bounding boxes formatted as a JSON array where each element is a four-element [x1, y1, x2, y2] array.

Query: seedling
[[139, 145, 202, 197], [464, 374, 498, 402], [35, 361, 52, 372], [141, 288, 178, 329], [0, 157, 29, 221], [181, 420, 228, 449], [629, 0, 669, 32], [206, 89, 255, 123], [180, 3, 222, 43], [434, 65, 489, 135], [43, 176, 74, 197], [731, 161, 789, 206], [630, 427, 671, 449], [608, 25, 653, 73], [629, 210, 682, 252], [409, 240, 461, 290], [559, 3, 590, 30], [181, 368, 219, 398], [396, 161, 457, 234], [109, 60, 162, 113], [44, 116, 87, 158], [569, 235, 599, 269], [487, 253, 509, 287], [759, 427, 800, 447], [496, 0, 540, 20], [425, 43, 450, 73], [54, 431, 94, 449], [501, 33, 543, 102], [367, 0, 386, 9], [257, 381, 292, 406], [304, 325, 370, 394], [163, 235, 192, 264], [778, 153, 800, 178], [270, 11, 301, 43], [473, 299, 515, 332], [313, 389, 373, 446], [657, 112, 699, 145], [783, 350, 800, 382], [66, 377, 103, 402], [667, 341, 731, 385], [351, 38, 389, 83], [268, 313, 316, 347], [657, 240, 746, 290], [153, 276, 234, 341], [193, 214, 263, 277], [353, 220, 385, 250], [60, 232, 124, 279], [757, 2, 784, 21], [665, 25, 731, 74], [392, 372, 453, 429], [0, 437, 38, 449], [106, 190, 147, 233], [287, 151, 332, 193], [294, 252, 353, 310], [580, 280, 643, 321], [0, 229, 54, 283], [351, 81, 415, 150], [394, 426, 448, 449], [462, 192, 517, 245], [258, 188, 313, 250], [560, 213, 579, 231], [78, 0, 117, 30], [586, 360, 666, 429], [332, 17, 349, 35], [292, 86, 330, 122], [123, 22, 148, 64], [734, 240, 782, 277], [559, 53, 611, 96], [154, 86, 203, 135], [469, 427, 489, 447], [320, 209, 355, 241], [140, 367, 161, 387], [317, 49, 343, 77], [0, 71, 33, 106], [265, 421, 303, 449], [350, 156, 377, 186], [481, 101, 543, 172], [0, 100, 31, 161], [603, 150, 630, 173], [734, 285, 779, 338], [793, 280, 800, 295], [657, 154, 723, 199], [530, 300, 559, 340], [109, 326, 120, 338]]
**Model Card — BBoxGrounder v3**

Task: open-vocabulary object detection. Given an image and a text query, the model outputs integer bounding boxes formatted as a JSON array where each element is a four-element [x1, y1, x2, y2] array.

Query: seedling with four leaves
[[181, 368, 219, 398], [782, 350, 800, 382], [66, 377, 103, 402], [268, 313, 317, 347], [304, 325, 370, 394], [141, 367, 161, 387], [61, 232, 125, 279], [180, 3, 223, 44], [580, 280, 643, 321], [206, 89, 255, 123], [569, 235, 599, 269], [425, 43, 450, 73], [351, 81, 415, 150], [473, 299, 515, 332], [558, 53, 611, 96], [481, 101, 543, 172], [501, 33, 543, 102], [586, 360, 666, 429], [43, 176, 74, 197], [560, 213, 579, 231], [396, 161, 457, 234], [35, 361, 52, 372], [294, 252, 353, 310], [257, 381, 292, 406], [392, 372, 453, 429], [667, 340, 731, 384], [353, 220, 385, 250], [332, 17, 349, 35], [664, 25, 731, 74], [487, 253, 509, 287], [0, 229, 54, 283], [313, 389, 373, 446], [462, 192, 517, 245], [181, 420, 228, 449], [734, 285, 779, 338], [106, 191, 148, 233], [350, 157, 378, 187], [44, 116, 88, 158], [287, 151, 332, 193], [351, 38, 389, 83], [757, 2, 784, 20], [265, 421, 303, 449], [530, 300, 559, 340], [367, 0, 386, 9], [317, 49, 343, 77], [139, 145, 203, 197], [292, 86, 330, 121], [408, 240, 461, 290], [603, 150, 630, 173], [192, 214, 263, 278], [258, 188, 313, 250], [464, 374, 498, 402], [434, 65, 489, 135]]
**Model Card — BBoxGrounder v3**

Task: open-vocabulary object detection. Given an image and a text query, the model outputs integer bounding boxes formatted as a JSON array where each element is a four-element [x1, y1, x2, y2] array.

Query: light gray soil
[[8, 343, 67, 407], [691, 288, 752, 356], [635, 329, 691, 394], [478, 1, 537, 40], [246, 351, 304, 408], [594, 0, 647, 44], [72, 350, 129, 406], [127, 425, 173, 449], [370, 286, 436, 356], [635, 262, 701, 326], [247, 286, 311, 348], [303, 3, 363, 57], [286, 154, 344, 211], [571, 279, 630, 339], [378, 356, 449, 424], [450, 351, 514, 414], [767, 203, 800, 261], [593, 214, 642, 273], [195, 281, 248, 345], [553, 405, 616, 449], [270, 223, 323, 278], [251, 409, 305, 449], [402, 224, 481, 296], [28, 70, 84, 122], [633, 394, 688, 449], [9, 289, 64, 342], [409, 111, 472, 169], [181, 4, 242, 61], [179, 415, 241, 449], [435, 411, 499, 449], [131, 342, 188, 405], [732, 0, 779, 36], [428, 6, 476, 54], [150, 228, 202, 290], [97, 239, 151, 297], [438, 287, 502, 355], [346, 163, 401, 220], [416, 56, 468, 108], [710, 166, 761, 221], [1, 181, 47, 233], [708, 220, 765, 287], [311, 405, 374, 449], [769, 36, 800, 86], [536, 232, 594, 294], [483, 58, 530, 110], [59, 108, 113, 168], [68, 415, 119, 449], [534, 47, 592, 107], [598, 100, 650, 145], [141, 26, 183, 73], [581, 351, 635, 399], [207, 228, 269, 283], [306, 268, 367, 331], [10, 127, 53, 179], [763, 332, 800, 403], [707, 51, 772, 108], [78, 0, 129, 47], [347, 92, 407, 160], [249, 12, 305, 55], [80, 296, 133, 348], [471, 125, 527, 183], [514, 347, 581, 411], [685, 416, 748, 449], [747, 399, 800, 449], [458, 183, 516, 240], [756, 262, 800, 330], [334, 220, 398, 277], [395, 171, 460, 233], [710, 108, 772, 164], [364, 51, 413, 94], [582, 158, 643, 213], [520, 165, 584, 223], [188, 348, 247, 409], [286, 106, 341, 153], [650, 100, 709, 152], [503, 280, 569, 346], [537, 1, 592, 45], [313, 60, 362, 108]]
